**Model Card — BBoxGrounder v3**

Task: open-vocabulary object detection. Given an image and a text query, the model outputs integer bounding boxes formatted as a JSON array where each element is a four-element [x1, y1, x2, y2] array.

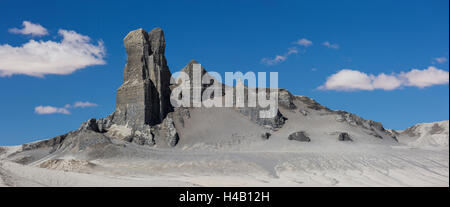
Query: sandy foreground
[[0, 145, 448, 187]]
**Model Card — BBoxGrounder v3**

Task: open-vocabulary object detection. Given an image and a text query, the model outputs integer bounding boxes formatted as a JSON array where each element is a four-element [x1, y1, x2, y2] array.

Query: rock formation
[[396, 120, 449, 147], [261, 132, 271, 140], [176, 59, 287, 130], [113, 28, 172, 129], [338, 132, 352, 141], [10, 27, 401, 155], [4, 27, 447, 187], [288, 131, 311, 142]]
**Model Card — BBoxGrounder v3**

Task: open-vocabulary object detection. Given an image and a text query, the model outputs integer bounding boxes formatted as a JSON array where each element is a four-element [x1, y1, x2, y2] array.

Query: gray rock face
[[297, 96, 331, 111], [58, 130, 112, 152], [131, 133, 154, 146], [80, 118, 100, 132], [97, 114, 114, 133], [104, 27, 179, 147], [338, 132, 352, 141], [278, 89, 297, 109], [164, 116, 179, 147], [153, 114, 179, 147], [172, 107, 191, 128], [237, 106, 286, 130], [125, 125, 155, 146], [402, 124, 420, 137], [333, 110, 397, 141], [176, 60, 287, 130], [17, 124, 115, 163], [288, 131, 311, 142], [233, 86, 287, 129], [176, 60, 222, 106], [397, 121, 449, 146], [21, 116, 116, 153], [22, 134, 68, 151], [387, 129, 400, 137], [147, 28, 173, 123], [113, 28, 173, 129], [180, 60, 215, 89], [430, 123, 445, 135], [79, 116, 114, 133]]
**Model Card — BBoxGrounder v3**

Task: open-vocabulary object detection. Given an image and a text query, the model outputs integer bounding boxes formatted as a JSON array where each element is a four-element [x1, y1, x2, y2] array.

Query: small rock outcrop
[[334, 110, 397, 141], [261, 132, 271, 140], [128, 125, 155, 146], [288, 131, 311, 142], [80, 116, 114, 133], [155, 114, 179, 147], [80, 118, 100, 132], [338, 132, 352, 141]]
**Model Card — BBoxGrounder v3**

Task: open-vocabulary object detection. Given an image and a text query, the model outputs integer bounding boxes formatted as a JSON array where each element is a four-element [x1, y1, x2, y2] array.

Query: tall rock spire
[[147, 28, 172, 123], [114, 28, 172, 129]]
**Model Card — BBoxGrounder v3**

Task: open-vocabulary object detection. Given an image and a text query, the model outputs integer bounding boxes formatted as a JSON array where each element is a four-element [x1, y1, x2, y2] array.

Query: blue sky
[[0, 0, 448, 145]]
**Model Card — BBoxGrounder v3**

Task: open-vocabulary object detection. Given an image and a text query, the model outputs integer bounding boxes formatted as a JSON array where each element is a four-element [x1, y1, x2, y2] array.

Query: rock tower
[[113, 28, 173, 129]]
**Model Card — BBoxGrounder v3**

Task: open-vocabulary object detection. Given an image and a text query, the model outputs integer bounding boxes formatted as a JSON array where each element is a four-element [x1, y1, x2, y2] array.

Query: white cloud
[[35, 106, 70, 115], [400, 66, 450, 88], [371, 73, 403, 90], [322, 41, 339, 49], [9, 21, 49, 36], [261, 55, 286, 65], [261, 37, 312, 66], [34, 101, 97, 115], [261, 47, 299, 65], [319, 66, 449, 91], [261, 37, 313, 66], [434, 57, 448, 64], [0, 26, 106, 77], [287, 47, 298, 55], [319, 69, 375, 91], [295, 38, 313, 47], [72, 101, 98, 108]]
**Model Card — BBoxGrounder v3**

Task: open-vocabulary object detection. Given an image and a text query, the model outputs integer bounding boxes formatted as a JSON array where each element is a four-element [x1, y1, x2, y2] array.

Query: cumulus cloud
[[322, 41, 339, 49], [434, 57, 448, 64], [400, 66, 450, 88], [319, 69, 375, 91], [35, 106, 70, 115], [34, 101, 97, 115], [0, 24, 106, 77], [9, 21, 49, 36], [319, 66, 449, 91], [371, 73, 403, 90], [295, 38, 313, 47]]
